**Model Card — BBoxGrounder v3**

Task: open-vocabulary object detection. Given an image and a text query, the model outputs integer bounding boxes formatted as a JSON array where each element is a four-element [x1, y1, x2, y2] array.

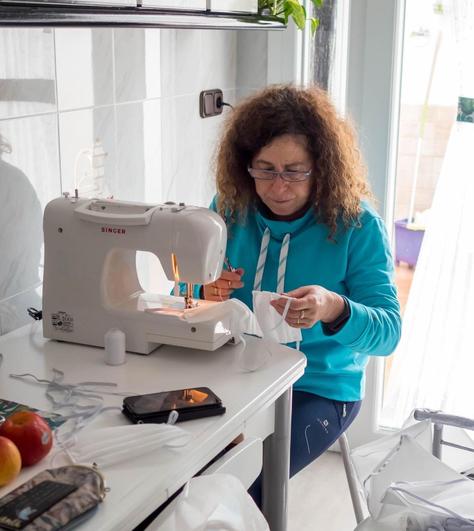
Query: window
[[381, 0, 474, 428]]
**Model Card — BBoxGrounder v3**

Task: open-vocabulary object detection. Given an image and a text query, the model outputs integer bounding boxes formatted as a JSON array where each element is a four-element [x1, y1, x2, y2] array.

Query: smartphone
[[122, 387, 225, 424]]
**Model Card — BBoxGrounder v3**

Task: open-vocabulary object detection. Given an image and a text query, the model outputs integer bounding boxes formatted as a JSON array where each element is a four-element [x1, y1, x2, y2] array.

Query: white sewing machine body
[[42, 196, 234, 354]]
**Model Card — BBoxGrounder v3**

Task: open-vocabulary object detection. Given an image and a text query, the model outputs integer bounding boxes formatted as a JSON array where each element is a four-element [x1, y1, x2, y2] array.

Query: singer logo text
[[101, 227, 126, 234]]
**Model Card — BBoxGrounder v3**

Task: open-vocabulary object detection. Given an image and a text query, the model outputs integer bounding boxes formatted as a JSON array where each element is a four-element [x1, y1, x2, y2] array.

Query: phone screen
[[125, 387, 219, 415]]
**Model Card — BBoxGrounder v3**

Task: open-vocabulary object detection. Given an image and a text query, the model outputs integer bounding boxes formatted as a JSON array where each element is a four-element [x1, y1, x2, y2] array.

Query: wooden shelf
[[0, 4, 286, 29]]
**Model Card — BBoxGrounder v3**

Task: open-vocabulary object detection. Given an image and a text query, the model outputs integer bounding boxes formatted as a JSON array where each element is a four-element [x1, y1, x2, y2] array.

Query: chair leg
[[339, 433, 366, 524]]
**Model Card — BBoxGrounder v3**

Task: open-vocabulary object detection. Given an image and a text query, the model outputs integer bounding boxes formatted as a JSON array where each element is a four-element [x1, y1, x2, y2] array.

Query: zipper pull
[[342, 403, 347, 418]]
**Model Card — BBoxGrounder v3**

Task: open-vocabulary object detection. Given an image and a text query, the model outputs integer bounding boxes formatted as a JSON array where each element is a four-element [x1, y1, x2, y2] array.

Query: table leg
[[262, 387, 292, 531]]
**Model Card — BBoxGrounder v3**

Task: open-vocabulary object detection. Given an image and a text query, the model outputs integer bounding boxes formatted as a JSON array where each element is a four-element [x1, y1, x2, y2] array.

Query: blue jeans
[[249, 390, 362, 506]]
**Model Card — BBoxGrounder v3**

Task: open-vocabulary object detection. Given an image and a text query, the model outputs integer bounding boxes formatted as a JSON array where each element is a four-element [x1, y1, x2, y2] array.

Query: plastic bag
[[158, 473, 269, 531]]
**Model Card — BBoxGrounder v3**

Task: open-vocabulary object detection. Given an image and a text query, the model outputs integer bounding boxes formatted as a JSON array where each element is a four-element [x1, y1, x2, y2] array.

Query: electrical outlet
[[199, 89, 223, 118]]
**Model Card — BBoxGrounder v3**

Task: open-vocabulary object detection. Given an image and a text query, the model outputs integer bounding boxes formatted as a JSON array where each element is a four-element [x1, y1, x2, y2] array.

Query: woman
[[202, 85, 401, 487]]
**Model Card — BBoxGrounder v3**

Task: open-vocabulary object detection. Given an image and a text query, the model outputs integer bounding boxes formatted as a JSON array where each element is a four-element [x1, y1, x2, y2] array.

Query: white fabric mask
[[182, 298, 262, 344], [252, 291, 302, 345], [62, 423, 192, 468]]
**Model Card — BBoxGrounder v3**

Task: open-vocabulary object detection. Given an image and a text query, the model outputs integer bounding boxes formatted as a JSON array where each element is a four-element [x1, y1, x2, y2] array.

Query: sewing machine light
[[171, 252, 180, 297]]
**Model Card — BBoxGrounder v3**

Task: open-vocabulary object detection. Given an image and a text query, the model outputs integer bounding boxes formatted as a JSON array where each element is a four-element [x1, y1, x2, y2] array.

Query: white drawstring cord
[[253, 227, 271, 291]]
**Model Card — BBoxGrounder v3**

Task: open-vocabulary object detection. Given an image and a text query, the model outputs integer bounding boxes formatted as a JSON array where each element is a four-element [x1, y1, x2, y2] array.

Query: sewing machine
[[42, 196, 235, 354]]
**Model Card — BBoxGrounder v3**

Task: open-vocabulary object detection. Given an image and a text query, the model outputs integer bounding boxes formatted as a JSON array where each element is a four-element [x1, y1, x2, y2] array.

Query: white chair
[[340, 410, 474, 530]]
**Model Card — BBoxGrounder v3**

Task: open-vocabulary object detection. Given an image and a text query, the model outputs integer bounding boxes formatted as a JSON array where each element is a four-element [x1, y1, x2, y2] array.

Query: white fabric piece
[[63, 423, 192, 468], [182, 298, 262, 342], [183, 298, 257, 328], [181, 297, 293, 372], [252, 291, 302, 345], [351, 411, 474, 530], [158, 473, 269, 531], [350, 419, 433, 486], [372, 478, 474, 530], [365, 435, 462, 520]]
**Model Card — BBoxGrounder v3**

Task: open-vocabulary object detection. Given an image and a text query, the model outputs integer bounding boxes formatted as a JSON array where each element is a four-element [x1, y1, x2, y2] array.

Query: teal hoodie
[[204, 197, 401, 402]]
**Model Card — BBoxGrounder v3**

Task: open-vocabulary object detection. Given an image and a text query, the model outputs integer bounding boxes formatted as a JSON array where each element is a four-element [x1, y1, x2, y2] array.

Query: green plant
[[259, 0, 323, 34]]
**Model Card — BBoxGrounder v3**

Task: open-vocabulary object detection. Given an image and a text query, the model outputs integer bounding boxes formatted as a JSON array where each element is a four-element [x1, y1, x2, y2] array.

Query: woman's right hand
[[202, 268, 244, 302]]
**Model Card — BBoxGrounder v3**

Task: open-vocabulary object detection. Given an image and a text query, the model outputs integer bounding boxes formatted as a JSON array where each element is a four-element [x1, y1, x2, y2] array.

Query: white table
[[0, 323, 306, 530]]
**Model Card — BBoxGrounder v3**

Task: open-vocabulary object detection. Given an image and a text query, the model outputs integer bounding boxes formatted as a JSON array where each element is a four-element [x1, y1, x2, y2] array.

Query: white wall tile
[[56, 29, 114, 111], [160, 29, 202, 98], [114, 29, 147, 104], [200, 30, 237, 91], [115, 101, 145, 200], [161, 94, 204, 205], [145, 29, 162, 100], [236, 30, 268, 92], [115, 100, 161, 202], [0, 29, 56, 120], [59, 106, 116, 198], [143, 99, 162, 202]]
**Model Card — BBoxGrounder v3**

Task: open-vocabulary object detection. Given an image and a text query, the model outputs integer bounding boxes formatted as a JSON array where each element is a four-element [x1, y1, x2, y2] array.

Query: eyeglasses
[[247, 166, 312, 183]]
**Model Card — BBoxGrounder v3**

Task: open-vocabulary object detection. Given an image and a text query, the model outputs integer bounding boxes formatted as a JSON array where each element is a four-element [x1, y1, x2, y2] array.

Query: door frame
[[344, 0, 405, 447]]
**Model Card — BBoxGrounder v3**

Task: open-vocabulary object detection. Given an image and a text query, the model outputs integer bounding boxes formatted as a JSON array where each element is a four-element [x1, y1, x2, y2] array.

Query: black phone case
[[122, 387, 226, 424], [122, 403, 226, 424]]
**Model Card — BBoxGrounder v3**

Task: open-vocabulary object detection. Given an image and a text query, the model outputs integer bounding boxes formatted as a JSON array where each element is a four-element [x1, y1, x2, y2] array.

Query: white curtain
[[382, 0, 474, 428]]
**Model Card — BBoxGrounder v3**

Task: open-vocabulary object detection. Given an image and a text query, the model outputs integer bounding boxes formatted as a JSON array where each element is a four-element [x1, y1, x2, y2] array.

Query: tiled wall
[[0, 26, 269, 334]]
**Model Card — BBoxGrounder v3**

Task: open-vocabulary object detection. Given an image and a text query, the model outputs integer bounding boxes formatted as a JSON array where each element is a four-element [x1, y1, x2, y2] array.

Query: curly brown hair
[[215, 84, 372, 238]]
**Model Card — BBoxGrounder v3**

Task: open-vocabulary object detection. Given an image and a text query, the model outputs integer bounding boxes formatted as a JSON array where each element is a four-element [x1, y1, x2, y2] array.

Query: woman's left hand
[[270, 285, 346, 329]]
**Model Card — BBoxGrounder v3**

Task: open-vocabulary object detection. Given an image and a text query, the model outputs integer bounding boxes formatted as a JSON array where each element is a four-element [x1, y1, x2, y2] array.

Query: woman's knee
[[289, 392, 361, 477]]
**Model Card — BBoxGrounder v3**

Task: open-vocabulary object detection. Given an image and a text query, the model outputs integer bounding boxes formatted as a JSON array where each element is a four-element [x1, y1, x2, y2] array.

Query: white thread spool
[[104, 328, 126, 365]]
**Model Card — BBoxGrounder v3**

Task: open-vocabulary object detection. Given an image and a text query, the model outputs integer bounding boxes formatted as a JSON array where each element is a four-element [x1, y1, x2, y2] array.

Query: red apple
[[0, 435, 22, 486], [0, 411, 53, 467]]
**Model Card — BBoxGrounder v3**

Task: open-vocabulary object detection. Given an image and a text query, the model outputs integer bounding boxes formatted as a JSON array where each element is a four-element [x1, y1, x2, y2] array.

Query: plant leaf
[[310, 17, 320, 34], [286, 0, 306, 29], [260, 0, 323, 33]]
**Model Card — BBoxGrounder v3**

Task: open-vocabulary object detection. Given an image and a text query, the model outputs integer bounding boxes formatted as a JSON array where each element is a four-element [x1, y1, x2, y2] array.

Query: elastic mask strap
[[9, 371, 129, 445], [263, 296, 292, 334], [277, 233, 290, 294], [253, 227, 270, 291]]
